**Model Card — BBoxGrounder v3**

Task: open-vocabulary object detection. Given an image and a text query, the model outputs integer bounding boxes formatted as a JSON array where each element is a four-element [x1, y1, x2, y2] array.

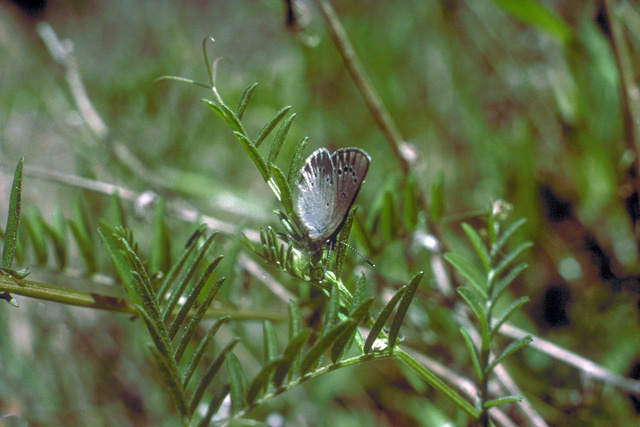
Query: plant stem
[[314, 0, 409, 176], [0, 274, 287, 321]]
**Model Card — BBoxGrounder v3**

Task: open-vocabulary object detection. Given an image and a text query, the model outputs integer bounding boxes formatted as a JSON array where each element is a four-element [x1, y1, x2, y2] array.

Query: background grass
[[1, 0, 640, 425]]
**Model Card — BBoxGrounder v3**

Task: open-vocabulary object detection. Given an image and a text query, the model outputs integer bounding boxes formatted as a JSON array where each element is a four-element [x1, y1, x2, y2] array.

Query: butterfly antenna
[[338, 241, 375, 267]]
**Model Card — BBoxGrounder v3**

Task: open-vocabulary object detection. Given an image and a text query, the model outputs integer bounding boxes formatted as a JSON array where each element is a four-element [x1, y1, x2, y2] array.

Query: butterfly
[[293, 147, 370, 252]]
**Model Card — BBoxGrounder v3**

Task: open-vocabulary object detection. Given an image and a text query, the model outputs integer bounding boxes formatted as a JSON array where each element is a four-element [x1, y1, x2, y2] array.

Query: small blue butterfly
[[293, 147, 370, 251]]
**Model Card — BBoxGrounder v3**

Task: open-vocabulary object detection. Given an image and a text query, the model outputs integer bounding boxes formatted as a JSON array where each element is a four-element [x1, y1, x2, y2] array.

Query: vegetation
[[1, 1, 640, 425]]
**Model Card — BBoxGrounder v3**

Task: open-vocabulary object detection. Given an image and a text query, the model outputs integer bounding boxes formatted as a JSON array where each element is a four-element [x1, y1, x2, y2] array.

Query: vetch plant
[[445, 214, 533, 426]]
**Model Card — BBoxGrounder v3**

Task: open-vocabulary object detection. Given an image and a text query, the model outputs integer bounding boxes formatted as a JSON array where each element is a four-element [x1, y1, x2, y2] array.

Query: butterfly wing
[[329, 148, 370, 236], [294, 147, 370, 248], [294, 148, 338, 243]]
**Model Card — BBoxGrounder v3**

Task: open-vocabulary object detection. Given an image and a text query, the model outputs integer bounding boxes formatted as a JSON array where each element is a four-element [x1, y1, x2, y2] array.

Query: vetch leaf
[[198, 384, 230, 427], [402, 172, 420, 231], [190, 338, 240, 414], [287, 136, 309, 187], [162, 232, 218, 323], [98, 225, 137, 301], [350, 273, 367, 314], [444, 253, 488, 299], [269, 164, 293, 215], [388, 271, 423, 351], [490, 296, 529, 340], [331, 298, 374, 362], [263, 320, 278, 363], [218, 100, 247, 135], [2, 157, 23, 268], [68, 198, 96, 274], [491, 262, 527, 304], [149, 346, 190, 418], [490, 217, 527, 259], [321, 283, 341, 337], [156, 225, 207, 302], [483, 394, 523, 409], [254, 106, 292, 148], [24, 207, 47, 266], [429, 170, 445, 223], [491, 241, 533, 282], [460, 327, 482, 381], [203, 98, 234, 128], [456, 287, 487, 331], [225, 352, 245, 414], [300, 321, 354, 375], [236, 82, 258, 120], [245, 358, 280, 405], [364, 285, 407, 354], [182, 315, 231, 388], [486, 335, 533, 375], [461, 223, 490, 273], [173, 277, 226, 363], [268, 113, 296, 165], [168, 256, 223, 339], [273, 328, 311, 387]]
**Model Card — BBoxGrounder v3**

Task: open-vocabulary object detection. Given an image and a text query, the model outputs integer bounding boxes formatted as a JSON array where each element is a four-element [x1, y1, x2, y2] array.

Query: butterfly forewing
[[294, 147, 370, 247]]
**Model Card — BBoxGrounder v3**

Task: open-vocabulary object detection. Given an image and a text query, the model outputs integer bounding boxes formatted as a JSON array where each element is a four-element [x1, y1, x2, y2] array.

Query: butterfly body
[[294, 147, 370, 251]]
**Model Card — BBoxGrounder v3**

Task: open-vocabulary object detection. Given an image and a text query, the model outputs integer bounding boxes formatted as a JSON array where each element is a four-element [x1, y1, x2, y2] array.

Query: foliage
[[2, 1, 640, 426]]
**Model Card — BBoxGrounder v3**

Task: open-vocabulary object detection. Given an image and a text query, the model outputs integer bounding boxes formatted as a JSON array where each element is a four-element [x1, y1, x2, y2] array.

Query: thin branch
[[498, 322, 640, 396], [0, 274, 286, 321], [37, 22, 108, 140], [600, 0, 640, 246], [314, 0, 409, 176]]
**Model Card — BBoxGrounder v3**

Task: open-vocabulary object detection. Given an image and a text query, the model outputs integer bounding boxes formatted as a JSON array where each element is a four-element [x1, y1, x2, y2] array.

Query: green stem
[[0, 274, 287, 321], [396, 349, 480, 419], [225, 349, 479, 425]]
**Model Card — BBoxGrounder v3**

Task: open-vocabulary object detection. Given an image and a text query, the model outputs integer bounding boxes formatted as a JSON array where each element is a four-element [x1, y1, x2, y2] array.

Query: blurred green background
[[2, 0, 640, 425]]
